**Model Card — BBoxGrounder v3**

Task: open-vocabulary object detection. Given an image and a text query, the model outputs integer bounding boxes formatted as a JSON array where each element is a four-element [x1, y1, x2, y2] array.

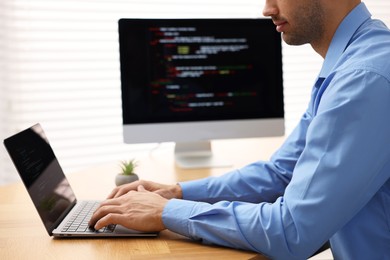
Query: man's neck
[[312, 0, 361, 58]]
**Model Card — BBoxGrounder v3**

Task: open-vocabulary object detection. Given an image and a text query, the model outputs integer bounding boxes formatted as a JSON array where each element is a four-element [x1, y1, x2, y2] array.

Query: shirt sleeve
[[162, 69, 390, 259], [179, 106, 315, 204]]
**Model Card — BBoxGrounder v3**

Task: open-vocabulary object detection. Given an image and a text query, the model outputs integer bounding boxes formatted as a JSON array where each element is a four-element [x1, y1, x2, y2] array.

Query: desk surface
[[0, 137, 285, 259]]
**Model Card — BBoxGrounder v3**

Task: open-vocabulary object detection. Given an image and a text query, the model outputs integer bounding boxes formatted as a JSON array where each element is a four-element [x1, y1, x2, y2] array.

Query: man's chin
[[282, 33, 308, 46]]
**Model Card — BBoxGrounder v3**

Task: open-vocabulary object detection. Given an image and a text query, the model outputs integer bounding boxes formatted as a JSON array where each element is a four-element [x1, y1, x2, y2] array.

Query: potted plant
[[115, 159, 139, 186]]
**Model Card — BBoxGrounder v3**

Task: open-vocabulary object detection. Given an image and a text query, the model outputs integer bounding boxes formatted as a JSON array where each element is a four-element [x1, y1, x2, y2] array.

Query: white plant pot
[[115, 173, 139, 186]]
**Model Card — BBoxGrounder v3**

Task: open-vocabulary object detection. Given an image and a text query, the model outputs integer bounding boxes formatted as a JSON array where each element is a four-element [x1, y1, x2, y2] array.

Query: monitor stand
[[174, 141, 232, 169]]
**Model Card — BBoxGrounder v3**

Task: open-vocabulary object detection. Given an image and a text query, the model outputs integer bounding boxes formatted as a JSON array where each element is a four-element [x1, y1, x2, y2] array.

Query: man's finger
[[107, 181, 140, 199], [137, 185, 146, 192], [99, 198, 122, 207], [89, 203, 121, 227], [94, 213, 123, 230]]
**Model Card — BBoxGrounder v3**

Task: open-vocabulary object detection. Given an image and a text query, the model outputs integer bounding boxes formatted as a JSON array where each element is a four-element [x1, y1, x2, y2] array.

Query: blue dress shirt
[[162, 3, 390, 259]]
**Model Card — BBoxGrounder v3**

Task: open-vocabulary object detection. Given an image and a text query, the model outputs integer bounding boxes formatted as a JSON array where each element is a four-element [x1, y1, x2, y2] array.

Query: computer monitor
[[118, 18, 284, 168]]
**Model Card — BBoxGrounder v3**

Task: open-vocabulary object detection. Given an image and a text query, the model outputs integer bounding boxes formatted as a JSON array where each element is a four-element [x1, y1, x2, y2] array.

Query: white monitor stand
[[174, 141, 232, 169]]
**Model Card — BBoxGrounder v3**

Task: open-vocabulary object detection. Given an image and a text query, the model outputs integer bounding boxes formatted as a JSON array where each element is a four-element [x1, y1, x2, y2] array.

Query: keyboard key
[[61, 201, 117, 234]]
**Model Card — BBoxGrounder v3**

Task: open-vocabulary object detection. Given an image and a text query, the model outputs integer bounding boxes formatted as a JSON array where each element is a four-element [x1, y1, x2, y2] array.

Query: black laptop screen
[[3, 124, 76, 235]]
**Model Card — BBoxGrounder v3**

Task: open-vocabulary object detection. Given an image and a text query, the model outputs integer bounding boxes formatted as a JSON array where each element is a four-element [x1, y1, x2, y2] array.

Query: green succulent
[[119, 159, 138, 175]]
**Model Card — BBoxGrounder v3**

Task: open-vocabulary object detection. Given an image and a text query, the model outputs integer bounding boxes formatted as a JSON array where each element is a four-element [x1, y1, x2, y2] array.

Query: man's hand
[[89, 185, 169, 232], [107, 180, 183, 200]]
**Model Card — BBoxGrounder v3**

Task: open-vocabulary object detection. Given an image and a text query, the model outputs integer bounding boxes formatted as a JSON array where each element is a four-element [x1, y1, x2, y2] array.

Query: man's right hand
[[107, 180, 183, 200]]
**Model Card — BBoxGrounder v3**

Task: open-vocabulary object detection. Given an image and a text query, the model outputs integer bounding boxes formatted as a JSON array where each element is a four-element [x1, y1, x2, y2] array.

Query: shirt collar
[[318, 3, 371, 78]]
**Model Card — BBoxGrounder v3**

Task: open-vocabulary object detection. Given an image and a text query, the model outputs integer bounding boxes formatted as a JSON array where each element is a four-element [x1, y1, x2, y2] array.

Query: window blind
[[1, 0, 389, 185]]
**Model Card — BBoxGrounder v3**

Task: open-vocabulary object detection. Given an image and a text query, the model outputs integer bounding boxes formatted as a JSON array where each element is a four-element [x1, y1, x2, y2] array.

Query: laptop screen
[[3, 124, 76, 235]]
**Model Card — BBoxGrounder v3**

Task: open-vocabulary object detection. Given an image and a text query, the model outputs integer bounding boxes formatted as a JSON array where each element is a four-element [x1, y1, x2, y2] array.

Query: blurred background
[[1, 0, 389, 185]]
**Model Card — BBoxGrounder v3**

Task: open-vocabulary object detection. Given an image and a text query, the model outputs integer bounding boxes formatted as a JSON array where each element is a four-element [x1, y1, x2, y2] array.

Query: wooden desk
[[0, 137, 284, 259]]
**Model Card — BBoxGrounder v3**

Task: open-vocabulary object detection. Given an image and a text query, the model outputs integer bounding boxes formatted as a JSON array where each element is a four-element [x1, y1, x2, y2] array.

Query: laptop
[[3, 123, 158, 238]]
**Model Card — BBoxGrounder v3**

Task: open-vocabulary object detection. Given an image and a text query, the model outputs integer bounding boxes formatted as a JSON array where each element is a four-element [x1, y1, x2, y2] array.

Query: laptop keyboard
[[61, 201, 116, 233]]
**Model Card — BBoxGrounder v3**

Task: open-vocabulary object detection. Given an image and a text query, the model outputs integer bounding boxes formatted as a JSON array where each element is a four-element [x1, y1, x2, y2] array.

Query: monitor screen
[[118, 18, 284, 168]]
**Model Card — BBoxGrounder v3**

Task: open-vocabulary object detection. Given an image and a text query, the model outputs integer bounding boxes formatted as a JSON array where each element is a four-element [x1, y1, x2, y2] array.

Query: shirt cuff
[[162, 198, 198, 237], [179, 178, 209, 200]]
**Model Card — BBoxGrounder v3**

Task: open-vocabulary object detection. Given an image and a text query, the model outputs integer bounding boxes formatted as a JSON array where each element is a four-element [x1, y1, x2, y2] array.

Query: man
[[89, 0, 390, 258]]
